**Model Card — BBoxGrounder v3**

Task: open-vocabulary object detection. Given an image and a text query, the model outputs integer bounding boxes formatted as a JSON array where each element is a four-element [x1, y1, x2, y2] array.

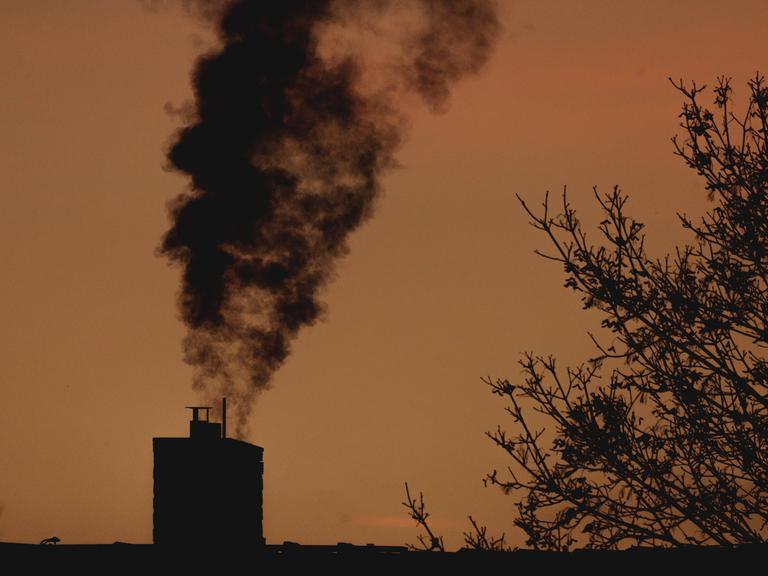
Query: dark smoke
[[162, 0, 499, 433]]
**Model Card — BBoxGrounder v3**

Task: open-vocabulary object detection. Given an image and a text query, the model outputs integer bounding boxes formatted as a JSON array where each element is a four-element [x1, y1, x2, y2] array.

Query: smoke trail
[[162, 0, 499, 433]]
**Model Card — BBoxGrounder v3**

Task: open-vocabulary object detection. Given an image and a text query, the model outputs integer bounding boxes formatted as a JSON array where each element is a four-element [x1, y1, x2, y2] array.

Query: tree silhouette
[[402, 482, 510, 551], [484, 75, 768, 549]]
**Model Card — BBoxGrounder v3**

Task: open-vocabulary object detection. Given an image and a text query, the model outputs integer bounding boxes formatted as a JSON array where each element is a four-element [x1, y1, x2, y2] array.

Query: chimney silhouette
[[186, 405, 221, 440], [153, 400, 264, 545]]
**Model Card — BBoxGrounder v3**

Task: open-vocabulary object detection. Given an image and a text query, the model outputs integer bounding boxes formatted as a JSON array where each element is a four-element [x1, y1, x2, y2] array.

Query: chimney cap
[[185, 406, 212, 422]]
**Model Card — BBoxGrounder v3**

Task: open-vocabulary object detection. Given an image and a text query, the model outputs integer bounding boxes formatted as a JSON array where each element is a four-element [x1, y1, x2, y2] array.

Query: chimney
[[186, 406, 221, 441], [152, 405, 265, 545]]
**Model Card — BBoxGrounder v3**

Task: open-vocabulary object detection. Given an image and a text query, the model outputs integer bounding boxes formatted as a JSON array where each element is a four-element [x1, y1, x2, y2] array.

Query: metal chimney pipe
[[222, 397, 227, 439]]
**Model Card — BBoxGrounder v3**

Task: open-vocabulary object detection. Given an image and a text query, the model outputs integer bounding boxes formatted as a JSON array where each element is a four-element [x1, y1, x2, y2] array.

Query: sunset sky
[[1, 0, 767, 548]]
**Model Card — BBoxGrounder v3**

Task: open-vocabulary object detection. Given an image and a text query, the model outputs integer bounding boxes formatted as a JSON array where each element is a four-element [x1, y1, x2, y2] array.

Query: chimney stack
[[153, 404, 264, 545]]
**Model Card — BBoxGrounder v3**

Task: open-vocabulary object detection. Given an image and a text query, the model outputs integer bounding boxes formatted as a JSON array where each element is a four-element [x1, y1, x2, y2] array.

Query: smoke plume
[[162, 0, 499, 433]]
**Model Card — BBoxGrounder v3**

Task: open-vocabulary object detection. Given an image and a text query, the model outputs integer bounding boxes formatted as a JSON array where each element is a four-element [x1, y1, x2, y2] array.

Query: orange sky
[[1, 0, 767, 548]]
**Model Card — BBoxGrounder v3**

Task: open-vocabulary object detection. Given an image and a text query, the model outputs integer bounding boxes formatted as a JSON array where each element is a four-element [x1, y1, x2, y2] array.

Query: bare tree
[[402, 483, 446, 552], [402, 483, 510, 551], [485, 75, 768, 550]]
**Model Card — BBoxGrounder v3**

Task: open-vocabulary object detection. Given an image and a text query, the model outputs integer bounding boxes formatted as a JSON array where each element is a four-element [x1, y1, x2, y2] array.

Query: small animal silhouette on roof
[[39, 536, 60, 545]]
